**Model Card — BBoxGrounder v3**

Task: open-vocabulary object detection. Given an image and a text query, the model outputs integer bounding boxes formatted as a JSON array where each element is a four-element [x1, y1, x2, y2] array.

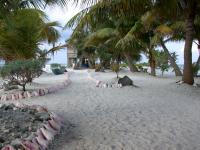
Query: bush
[[95, 64, 101, 72], [111, 63, 120, 78], [160, 64, 170, 76], [50, 63, 65, 75], [0, 59, 45, 91]]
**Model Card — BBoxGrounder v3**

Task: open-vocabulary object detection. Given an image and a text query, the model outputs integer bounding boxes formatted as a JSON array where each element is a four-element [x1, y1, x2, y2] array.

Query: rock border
[[1, 103, 62, 150], [87, 71, 122, 88], [0, 73, 70, 101], [96, 81, 122, 88]]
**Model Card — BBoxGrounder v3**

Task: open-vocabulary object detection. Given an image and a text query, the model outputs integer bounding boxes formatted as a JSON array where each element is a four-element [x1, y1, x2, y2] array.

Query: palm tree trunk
[[149, 49, 156, 76], [183, 8, 195, 85], [160, 39, 182, 76], [124, 52, 138, 72]]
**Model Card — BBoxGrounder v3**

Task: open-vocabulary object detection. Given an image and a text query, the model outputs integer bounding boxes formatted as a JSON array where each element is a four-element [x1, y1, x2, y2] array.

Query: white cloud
[[44, 2, 82, 26]]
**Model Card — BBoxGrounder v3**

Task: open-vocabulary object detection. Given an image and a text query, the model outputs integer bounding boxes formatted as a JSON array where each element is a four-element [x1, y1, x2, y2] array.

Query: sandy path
[[22, 70, 200, 150]]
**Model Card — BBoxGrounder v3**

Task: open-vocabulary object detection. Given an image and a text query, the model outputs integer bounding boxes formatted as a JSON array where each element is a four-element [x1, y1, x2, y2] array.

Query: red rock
[[48, 119, 61, 131], [21, 140, 39, 150], [1, 145, 16, 150], [18, 92, 23, 99], [6, 95, 12, 101], [11, 94, 16, 100], [35, 106, 48, 112], [40, 127, 54, 141], [26, 91, 32, 98], [38, 89, 45, 96], [50, 113, 62, 125], [43, 124, 57, 136], [32, 91, 39, 97], [35, 132, 48, 149], [1, 95, 7, 101]]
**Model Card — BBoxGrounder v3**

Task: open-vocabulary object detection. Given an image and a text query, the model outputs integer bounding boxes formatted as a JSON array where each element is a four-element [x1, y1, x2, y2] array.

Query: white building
[[67, 45, 77, 67]]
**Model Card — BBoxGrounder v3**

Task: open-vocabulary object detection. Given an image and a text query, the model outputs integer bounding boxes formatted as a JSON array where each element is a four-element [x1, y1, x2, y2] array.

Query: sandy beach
[[4, 70, 200, 150]]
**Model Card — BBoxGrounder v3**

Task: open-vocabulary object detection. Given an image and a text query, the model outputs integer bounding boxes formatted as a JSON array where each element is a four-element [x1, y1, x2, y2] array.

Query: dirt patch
[[0, 104, 50, 149]]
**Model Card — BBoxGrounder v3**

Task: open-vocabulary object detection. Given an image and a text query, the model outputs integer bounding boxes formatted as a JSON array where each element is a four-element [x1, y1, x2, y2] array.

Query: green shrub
[[95, 64, 102, 72], [160, 64, 170, 76], [111, 63, 120, 78], [50, 63, 65, 75], [0, 59, 45, 91]]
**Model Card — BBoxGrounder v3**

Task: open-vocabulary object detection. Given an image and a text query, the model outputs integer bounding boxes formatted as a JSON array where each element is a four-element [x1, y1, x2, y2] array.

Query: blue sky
[[44, 5, 199, 65]]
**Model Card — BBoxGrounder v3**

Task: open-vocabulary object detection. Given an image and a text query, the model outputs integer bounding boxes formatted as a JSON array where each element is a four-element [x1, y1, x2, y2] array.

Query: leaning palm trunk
[[160, 39, 182, 76], [183, 10, 195, 85], [124, 52, 138, 72], [194, 56, 200, 77], [194, 40, 200, 76]]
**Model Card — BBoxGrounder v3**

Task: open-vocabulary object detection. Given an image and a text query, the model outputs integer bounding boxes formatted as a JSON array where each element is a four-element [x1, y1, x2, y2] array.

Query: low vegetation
[[111, 63, 120, 78], [0, 59, 45, 91]]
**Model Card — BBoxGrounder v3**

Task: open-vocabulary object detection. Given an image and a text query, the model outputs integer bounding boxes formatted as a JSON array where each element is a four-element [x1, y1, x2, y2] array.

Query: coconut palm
[[116, 20, 158, 76], [67, 0, 200, 84], [0, 9, 61, 61], [139, 0, 200, 83], [0, 0, 67, 11], [65, 1, 145, 72], [144, 22, 183, 76]]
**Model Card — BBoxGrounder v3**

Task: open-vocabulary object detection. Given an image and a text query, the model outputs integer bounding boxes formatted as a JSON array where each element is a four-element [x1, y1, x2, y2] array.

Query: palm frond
[[155, 24, 173, 35], [84, 28, 116, 47]]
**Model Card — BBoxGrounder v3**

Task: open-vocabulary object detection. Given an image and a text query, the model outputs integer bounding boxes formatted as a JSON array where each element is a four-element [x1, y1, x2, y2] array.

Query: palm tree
[[148, 23, 183, 76], [0, 9, 61, 61], [139, 0, 200, 83], [65, 1, 146, 72], [117, 20, 158, 76], [0, 0, 67, 11], [67, 0, 200, 84]]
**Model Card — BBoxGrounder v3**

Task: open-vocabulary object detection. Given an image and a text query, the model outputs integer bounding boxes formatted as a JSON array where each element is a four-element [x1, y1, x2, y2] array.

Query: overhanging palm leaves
[[0, 9, 61, 61]]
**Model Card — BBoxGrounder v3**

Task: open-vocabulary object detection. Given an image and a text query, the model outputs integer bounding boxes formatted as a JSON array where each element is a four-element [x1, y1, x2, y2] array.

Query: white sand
[[5, 70, 200, 150]]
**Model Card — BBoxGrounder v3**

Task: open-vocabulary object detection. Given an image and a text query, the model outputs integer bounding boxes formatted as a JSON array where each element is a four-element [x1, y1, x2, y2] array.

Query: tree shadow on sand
[[49, 120, 82, 150]]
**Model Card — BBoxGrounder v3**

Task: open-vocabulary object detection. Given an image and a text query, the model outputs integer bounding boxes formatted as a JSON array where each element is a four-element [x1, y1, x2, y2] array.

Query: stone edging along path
[[1, 103, 62, 150], [0, 73, 70, 101], [87, 71, 122, 88]]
